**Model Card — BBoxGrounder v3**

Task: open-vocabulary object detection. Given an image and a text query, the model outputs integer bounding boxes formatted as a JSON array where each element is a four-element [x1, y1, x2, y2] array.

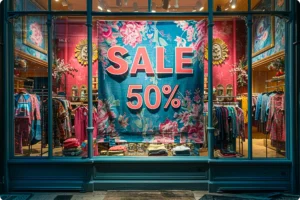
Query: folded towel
[[172, 145, 190, 152], [148, 144, 167, 151], [109, 145, 127, 152]]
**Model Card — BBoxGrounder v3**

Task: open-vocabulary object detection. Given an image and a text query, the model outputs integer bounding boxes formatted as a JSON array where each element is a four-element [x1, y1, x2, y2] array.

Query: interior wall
[[55, 19, 98, 97]]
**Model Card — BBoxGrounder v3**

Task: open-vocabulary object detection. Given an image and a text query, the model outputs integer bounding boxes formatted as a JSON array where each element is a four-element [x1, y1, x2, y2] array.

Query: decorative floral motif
[[159, 119, 178, 134], [29, 22, 43, 46], [229, 56, 248, 87], [52, 59, 78, 86], [120, 21, 147, 48], [97, 98, 119, 135]]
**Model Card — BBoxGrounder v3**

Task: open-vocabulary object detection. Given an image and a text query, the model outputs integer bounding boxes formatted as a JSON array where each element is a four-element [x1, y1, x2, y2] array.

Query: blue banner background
[[97, 20, 206, 144]]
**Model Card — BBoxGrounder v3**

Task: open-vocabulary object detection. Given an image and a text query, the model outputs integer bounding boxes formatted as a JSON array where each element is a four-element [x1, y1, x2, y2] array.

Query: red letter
[[156, 47, 173, 74], [144, 85, 161, 110], [175, 47, 193, 74], [130, 47, 154, 76], [127, 85, 143, 110], [107, 46, 128, 75]]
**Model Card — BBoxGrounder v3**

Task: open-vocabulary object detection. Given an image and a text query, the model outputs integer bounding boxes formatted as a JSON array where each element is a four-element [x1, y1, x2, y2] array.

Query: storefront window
[[210, 17, 248, 158], [13, 14, 48, 157], [51, 16, 88, 157], [251, 14, 286, 158], [9, 0, 290, 159]]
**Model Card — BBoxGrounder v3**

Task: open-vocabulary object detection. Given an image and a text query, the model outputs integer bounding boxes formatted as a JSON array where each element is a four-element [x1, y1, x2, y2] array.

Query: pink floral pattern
[[120, 21, 147, 48], [29, 22, 43, 46]]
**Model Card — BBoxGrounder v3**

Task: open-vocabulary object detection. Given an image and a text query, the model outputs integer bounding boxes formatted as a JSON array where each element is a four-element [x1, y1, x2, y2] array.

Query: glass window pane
[[94, 18, 207, 157], [93, 0, 149, 12], [214, 0, 248, 12], [12, 0, 48, 11], [52, 16, 88, 157], [211, 17, 247, 158], [252, 14, 286, 158], [13, 15, 48, 157], [52, 0, 86, 11], [252, 0, 286, 11]]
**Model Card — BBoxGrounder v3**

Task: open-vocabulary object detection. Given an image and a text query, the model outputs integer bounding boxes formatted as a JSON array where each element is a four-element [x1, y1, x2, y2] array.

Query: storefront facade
[[1, 0, 299, 193]]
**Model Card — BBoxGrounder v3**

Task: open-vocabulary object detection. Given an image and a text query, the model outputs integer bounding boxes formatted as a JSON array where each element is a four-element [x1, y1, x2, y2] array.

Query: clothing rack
[[214, 101, 239, 106], [32, 89, 48, 156]]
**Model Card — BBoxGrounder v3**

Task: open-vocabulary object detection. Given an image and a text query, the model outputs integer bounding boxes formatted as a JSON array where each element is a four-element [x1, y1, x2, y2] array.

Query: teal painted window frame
[[3, 0, 295, 162]]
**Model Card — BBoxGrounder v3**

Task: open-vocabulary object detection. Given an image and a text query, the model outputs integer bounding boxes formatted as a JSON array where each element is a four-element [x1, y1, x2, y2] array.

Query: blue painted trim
[[6, 11, 290, 16], [148, 0, 151, 13], [6, 157, 293, 165], [87, 0, 93, 159], [47, 15, 53, 158], [247, 14, 253, 160], [207, 0, 214, 160], [3, 0, 9, 193], [288, 0, 296, 193]]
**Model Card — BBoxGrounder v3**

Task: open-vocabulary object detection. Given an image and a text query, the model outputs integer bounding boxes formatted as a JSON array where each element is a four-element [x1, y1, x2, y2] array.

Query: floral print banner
[[97, 20, 206, 144]]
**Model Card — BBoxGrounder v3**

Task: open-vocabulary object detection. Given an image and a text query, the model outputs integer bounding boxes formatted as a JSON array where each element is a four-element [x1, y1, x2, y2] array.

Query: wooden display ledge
[[15, 49, 48, 77], [246, 51, 285, 72]]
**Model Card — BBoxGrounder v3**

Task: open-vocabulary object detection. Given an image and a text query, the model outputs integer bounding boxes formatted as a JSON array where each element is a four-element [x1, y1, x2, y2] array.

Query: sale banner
[[97, 20, 206, 144]]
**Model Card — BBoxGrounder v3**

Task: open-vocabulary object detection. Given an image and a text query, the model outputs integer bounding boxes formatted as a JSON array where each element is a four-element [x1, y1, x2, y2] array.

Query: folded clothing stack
[[63, 138, 82, 156], [148, 144, 168, 156], [108, 145, 127, 156], [172, 145, 191, 156]]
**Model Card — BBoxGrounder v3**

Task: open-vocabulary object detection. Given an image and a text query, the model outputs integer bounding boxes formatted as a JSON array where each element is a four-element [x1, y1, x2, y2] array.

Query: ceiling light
[[61, 0, 68, 7], [174, 0, 179, 8], [231, 0, 236, 9], [98, 5, 103, 10], [152, 2, 156, 12], [196, 1, 204, 11], [133, 2, 138, 12], [107, 9, 111, 12], [55, 0, 59, 2]]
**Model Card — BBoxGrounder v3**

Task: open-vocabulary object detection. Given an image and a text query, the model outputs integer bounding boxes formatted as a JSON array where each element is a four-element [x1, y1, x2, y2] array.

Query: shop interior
[[13, 0, 286, 158]]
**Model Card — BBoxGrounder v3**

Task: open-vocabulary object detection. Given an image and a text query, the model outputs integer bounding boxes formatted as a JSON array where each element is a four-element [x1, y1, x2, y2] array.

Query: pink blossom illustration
[[159, 119, 178, 134], [120, 21, 146, 48], [29, 22, 43, 46]]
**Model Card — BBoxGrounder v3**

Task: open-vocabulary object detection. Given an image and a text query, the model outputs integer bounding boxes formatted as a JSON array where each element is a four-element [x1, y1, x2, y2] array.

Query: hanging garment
[[74, 107, 98, 144], [241, 96, 248, 123], [266, 93, 285, 142], [15, 118, 31, 154]]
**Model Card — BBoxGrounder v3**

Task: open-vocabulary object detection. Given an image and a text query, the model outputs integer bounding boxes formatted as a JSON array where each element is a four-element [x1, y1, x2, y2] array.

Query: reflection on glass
[[52, 0, 86, 11], [92, 0, 208, 12], [214, 0, 248, 12], [14, 15, 48, 157], [209, 18, 247, 158], [12, 0, 48, 11], [51, 16, 88, 157]]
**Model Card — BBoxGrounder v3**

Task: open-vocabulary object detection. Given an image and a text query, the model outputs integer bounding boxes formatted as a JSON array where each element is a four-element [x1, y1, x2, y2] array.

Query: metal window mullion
[[47, 14, 53, 158], [3, 0, 10, 192], [247, 14, 253, 160], [148, 0, 152, 12], [207, 0, 214, 160], [87, 0, 94, 159]]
